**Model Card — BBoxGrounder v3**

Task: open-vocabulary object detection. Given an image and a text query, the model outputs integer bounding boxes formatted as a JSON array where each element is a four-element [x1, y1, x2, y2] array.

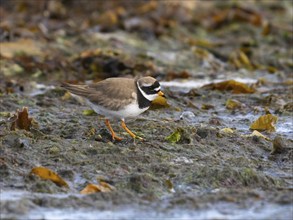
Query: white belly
[[86, 100, 148, 120]]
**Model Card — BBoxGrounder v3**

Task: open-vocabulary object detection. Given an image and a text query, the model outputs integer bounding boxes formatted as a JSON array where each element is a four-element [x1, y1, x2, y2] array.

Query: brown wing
[[62, 78, 137, 111], [61, 82, 95, 97]]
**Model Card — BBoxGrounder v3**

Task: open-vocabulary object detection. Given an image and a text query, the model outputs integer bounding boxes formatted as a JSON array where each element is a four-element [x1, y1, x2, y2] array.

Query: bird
[[61, 76, 164, 141]]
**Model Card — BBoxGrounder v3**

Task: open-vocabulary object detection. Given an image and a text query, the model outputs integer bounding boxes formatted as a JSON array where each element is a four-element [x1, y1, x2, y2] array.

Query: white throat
[[137, 83, 158, 101]]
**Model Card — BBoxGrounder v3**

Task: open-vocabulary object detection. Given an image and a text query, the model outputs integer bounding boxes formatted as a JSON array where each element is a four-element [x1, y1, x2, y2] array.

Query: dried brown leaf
[[97, 7, 126, 30], [207, 7, 263, 29], [10, 107, 33, 131], [250, 114, 278, 132], [238, 51, 252, 67], [201, 104, 214, 110], [165, 179, 175, 193], [229, 50, 254, 70], [80, 182, 115, 194], [204, 80, 255, 94], [244, 130, 270, 141], [166, 70, 190, 81], [30, 166, 69, 188], [187, 38, 219, 48], [137, 1, 157, 14], [226, 99, 242, 110], [0, 39, 43, 58]]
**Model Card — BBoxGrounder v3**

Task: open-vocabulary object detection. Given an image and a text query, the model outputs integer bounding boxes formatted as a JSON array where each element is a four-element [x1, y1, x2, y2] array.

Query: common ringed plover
[[61, 77, 164, 141]]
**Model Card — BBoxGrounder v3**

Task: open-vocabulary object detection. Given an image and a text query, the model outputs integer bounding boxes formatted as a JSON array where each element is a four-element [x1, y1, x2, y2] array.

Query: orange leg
[[105, 119, 122, 141], [121, 120, 143, 140]]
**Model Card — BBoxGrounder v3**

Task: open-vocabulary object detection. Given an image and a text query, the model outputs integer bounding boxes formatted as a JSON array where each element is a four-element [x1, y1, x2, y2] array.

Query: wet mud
[[0, 0, 292, 219]]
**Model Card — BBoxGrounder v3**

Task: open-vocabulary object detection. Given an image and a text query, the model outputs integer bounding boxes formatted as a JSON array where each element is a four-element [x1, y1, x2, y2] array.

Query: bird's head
[[137, 77, 165, 101]]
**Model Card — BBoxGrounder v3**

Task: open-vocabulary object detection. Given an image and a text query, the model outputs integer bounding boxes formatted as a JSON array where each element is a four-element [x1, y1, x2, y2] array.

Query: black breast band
[[136, 84, 152, 109]]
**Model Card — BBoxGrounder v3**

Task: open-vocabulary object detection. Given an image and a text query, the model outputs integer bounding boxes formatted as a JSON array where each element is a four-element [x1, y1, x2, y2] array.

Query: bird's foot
[[112, 135, 123, 141], [134, 135, 144, 141]]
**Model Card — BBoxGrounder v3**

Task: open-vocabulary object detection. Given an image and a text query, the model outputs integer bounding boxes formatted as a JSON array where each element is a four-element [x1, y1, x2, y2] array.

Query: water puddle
[[161, 77, 258, 92], [1, 191, 291, 220], [29, 83, 56, 96], [24, 205, 293, 220], [162, 77, 292, 139]]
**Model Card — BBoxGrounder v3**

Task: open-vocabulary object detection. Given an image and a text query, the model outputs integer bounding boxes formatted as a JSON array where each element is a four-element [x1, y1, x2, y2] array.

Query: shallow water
[[24, 205, 293, 220], [162, 78, 293, 140], [161, 77, 258, 92], [1, 191, 292, 220]]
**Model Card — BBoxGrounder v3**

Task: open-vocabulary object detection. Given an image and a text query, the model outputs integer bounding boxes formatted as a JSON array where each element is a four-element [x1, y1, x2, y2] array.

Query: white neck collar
[[137, 82, 158, 101]]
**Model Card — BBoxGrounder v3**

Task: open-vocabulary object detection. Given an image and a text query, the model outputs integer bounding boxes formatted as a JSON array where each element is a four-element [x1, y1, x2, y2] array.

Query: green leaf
[[165, 129, 181, 143], [82, 109, 97, 116]]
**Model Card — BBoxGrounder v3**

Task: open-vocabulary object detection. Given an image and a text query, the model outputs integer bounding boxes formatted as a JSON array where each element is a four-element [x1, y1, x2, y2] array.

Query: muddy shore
[[1, 1, 293, 219]]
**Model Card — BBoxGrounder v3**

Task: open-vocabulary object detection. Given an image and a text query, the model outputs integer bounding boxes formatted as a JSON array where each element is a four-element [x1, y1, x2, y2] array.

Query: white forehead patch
[[154, 86, 161, 92], [142, 83, 152, 87]]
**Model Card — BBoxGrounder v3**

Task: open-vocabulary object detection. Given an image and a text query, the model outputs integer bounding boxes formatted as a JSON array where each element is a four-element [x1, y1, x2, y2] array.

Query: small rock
[[86, 148, 98, 155], [173, 156, 193, 164], [180, 111, 196, 122], [128, 174, 155, 193], [48, 146, 60, 155], [18, 138, 30, 149], [218, 128, 234, 137], [196, 128, 209, 139], [209, 117, 222, 126], [0, 162, 10, 177], [283, 102, 293, 112], [2, 135, 30, 149], [58, 169, 75, 180]]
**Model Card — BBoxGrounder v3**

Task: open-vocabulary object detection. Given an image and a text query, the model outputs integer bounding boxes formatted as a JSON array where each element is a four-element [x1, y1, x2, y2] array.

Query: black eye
[[149, 81, 160, 89]]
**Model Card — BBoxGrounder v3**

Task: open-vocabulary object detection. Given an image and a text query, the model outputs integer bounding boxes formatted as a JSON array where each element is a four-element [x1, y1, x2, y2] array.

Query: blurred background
[[1, 0, 292, 90]]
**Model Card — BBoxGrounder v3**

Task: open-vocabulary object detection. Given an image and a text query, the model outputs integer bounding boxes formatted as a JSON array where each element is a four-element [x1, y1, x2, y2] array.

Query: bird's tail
[[61, 82, 91, 97]]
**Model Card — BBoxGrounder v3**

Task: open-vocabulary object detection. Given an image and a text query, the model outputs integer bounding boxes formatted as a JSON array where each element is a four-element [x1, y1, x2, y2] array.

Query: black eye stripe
[[141, 86, 159, 95], [140, 81, 160, 95], [144, 81, 160, 90]]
